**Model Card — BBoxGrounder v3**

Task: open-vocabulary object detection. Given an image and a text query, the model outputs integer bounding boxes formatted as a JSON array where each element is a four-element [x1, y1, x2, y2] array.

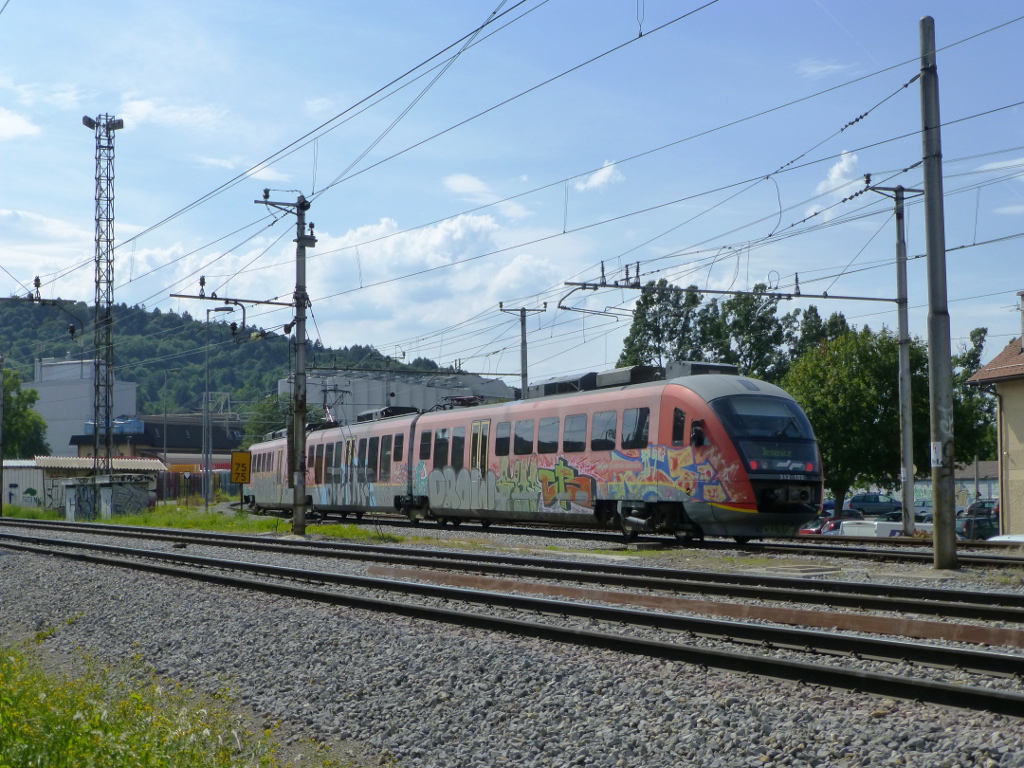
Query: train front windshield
[[709, 395, 818, 474]]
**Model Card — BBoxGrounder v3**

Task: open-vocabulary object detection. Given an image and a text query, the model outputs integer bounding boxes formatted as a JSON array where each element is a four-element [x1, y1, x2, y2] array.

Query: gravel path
[[2, 529, 1023, 768]]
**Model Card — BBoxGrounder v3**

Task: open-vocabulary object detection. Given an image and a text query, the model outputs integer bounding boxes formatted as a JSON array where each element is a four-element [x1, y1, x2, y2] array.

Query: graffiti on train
[[604, 444, 731, 504], [424, 457, 598, 514]]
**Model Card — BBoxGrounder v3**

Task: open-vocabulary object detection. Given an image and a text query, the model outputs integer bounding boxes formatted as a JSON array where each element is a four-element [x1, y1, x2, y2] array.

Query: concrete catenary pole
[[254, 191, 316, 536], [291, 196, 315, 536], [871, 185, 921, 536], [894, 187, 916, 537], [919, 16, 958, 569], [499, 303, 546, 400]]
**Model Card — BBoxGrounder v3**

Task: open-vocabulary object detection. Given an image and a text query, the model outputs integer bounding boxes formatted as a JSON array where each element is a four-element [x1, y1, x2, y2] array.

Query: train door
[[470, 419, 490, 510], [344, 437, 356, 505]]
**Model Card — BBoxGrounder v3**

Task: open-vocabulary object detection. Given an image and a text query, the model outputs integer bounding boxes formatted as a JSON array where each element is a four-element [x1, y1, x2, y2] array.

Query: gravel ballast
[[2, 538, 1023, 767]]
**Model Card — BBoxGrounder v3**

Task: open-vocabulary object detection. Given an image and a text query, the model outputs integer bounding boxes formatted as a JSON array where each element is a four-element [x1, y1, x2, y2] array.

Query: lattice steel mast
[[83, 114, 123, 477]]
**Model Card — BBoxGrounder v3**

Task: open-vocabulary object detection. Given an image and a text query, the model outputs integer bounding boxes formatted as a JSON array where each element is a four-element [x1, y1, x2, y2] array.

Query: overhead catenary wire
[[9, 12, 1024, 385]]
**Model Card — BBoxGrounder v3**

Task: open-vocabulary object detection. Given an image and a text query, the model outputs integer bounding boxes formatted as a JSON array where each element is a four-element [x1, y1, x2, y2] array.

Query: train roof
[[666, 374, 797, 403]]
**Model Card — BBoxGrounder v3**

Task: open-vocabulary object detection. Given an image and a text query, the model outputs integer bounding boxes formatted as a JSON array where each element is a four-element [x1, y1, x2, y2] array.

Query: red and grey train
[[245, 366, 823, 542]]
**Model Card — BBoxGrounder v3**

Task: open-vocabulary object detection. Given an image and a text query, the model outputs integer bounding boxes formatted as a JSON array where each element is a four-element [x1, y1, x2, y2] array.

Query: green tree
[[951, 327, 996, 462], [2, 368, 51, 458], [782, 327, 930, 510], [714, 285, 797, 383], [787, 305, 849, 361], [240, 395, 291, 450], [618, 281, 827, 383], [618, 280, 701, 367]]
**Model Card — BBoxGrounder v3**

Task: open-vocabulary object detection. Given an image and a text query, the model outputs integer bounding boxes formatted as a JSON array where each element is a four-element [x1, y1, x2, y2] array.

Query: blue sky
[[2, 0, 1023, 390]]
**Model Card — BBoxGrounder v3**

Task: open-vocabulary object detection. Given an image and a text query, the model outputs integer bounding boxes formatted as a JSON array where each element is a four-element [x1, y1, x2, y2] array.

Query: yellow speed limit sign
[[231, 451, 252, 484]]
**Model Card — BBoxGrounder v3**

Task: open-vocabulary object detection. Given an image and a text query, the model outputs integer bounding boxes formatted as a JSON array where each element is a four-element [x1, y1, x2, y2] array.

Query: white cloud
[[118, 97, 227, 132], [805, 151, 862, 221], [796, 58, 855, 80], [247, 165, 290, 182], [815, 151, 859, 196], [305, 97, 339, 119], [0, 208, 90, 241], [443, 173, 529, 220], [0, 107, 40, 140], [574, 161, 623, 192], [994, 204, 1024, 215], [976, 157, 1024, 174], [197, 156, 238, 170]]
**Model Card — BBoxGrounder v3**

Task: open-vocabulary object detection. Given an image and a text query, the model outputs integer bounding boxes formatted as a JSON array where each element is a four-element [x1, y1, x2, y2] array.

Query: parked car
[[821, 499, 835, 513], [915, 499, 965, 517], [844, 493, 901, 516], [965, 499, 999, 517], [800, 511, 865, 535], [956, 516, 999, 541]]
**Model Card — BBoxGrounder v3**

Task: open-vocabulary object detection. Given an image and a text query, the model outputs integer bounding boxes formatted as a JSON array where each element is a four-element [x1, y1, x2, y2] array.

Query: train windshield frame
[[709, 394, 818, 474]]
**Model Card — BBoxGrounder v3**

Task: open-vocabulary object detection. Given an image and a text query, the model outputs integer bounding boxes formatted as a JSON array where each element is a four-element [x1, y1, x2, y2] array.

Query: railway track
[[3, 518, 1024, 621], [1, 521, 1022, 717]]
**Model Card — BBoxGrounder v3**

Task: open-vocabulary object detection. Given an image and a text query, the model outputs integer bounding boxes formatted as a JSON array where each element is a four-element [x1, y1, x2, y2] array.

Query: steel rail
[[2, 520, 1024, 616], [2, 536, 1023, 717], [3, 535, 1024, 680]]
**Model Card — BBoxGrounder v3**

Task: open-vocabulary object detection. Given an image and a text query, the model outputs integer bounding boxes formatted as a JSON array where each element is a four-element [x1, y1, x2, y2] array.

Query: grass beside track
[[1, 503, 404, 544], [0, 641, 350, 768]]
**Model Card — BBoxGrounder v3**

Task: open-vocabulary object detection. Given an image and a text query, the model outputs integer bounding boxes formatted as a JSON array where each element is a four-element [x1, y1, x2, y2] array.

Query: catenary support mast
[[919, 17, 957, 570]]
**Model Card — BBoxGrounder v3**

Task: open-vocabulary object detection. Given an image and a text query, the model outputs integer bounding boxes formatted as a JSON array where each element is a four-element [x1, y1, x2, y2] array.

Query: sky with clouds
[[2, 0, 1023, 395]]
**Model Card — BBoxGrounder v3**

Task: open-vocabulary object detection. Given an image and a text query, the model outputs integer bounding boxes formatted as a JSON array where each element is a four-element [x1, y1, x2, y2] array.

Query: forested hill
[[0, 300, 428, 415]]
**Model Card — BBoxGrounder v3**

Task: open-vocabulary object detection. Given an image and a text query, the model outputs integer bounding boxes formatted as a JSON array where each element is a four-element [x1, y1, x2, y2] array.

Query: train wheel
[[412, 519, 421, 526], [355, 511, 364, 521], [451, 518, 462, 527], [437, 517, 448, 527], [480, 520, 492, 529], [617, 514, 638, 542], [734, 536, 751, 544], [340, 511, 349, 520]]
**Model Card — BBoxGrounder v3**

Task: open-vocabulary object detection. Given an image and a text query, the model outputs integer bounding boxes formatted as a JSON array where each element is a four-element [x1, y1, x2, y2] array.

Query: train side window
[[307, 445, 316, 480], [495, 421, 511, 457], [394, 433, 404, 463], [380, 435, 392, 482], [621, 407, 650, 450], [538, 417, 559, 454], [514, 420, 535, 455], [434, 428, 450, 467], [367, 436, 379, 482], [357, 439, 367, 481], [324, 443, 334, 482], [333, 442, 343, 479], [563, 414, 587, 453], [672, 408, 687, 446], [591, 411, 617, 451], [276, 449, 283, 480], [419, 431, 432, 460], [451, 427, 466, 471]]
